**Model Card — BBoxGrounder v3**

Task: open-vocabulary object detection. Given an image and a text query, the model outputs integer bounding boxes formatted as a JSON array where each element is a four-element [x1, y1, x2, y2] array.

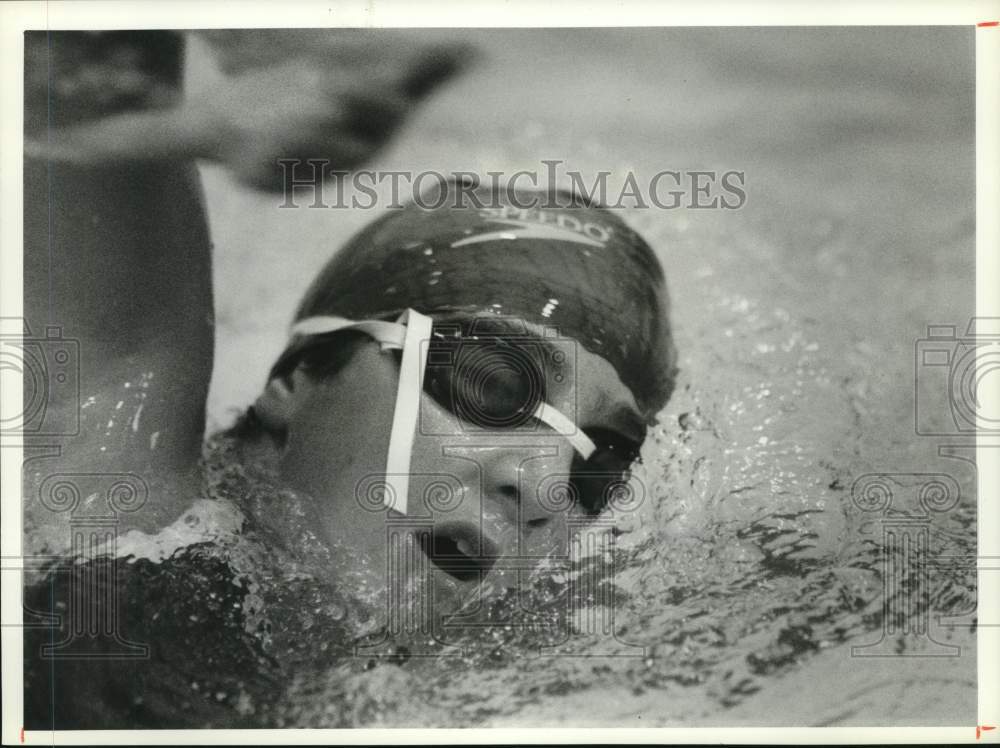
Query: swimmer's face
[[257, 319, 646, 601]]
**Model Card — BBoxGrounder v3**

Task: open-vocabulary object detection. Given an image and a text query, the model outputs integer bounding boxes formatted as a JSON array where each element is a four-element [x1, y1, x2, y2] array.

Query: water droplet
[[327, 603, 346, 621], [388, 646, 411, 665]]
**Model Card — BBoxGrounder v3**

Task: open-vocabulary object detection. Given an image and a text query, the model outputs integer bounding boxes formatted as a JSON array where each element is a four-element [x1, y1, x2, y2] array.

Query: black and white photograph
[[1, 1, 998, 741]]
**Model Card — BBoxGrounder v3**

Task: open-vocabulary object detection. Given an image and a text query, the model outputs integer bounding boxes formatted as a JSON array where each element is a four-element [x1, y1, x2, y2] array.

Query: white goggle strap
[[383, 309, 433, 515], [290, 315, 407, 350], [532, 402, 596, 460], [287, 309, 594, 513], [288, 309, 432, 515]]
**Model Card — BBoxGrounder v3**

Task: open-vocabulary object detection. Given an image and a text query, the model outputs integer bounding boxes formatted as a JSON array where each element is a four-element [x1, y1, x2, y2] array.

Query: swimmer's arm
[[23, 31, 470, 481], [23, 153, 215, 488]]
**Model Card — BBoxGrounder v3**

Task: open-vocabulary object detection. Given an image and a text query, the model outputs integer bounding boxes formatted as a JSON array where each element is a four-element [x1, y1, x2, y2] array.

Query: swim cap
[[282, 182, 677, 420]]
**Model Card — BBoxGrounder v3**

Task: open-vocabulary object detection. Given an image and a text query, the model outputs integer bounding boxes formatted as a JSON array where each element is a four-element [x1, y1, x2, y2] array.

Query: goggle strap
[[532, 402, 597, 459], [383, 309, 433, 515], [289, 312, 421, 513], [287, 309, 591, 514], [290, 315, 406, 350]]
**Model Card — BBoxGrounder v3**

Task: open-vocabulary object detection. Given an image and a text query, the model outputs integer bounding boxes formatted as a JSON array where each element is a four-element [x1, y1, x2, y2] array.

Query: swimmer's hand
[[25, 40, 472, 191], [185, 41, 471, 190]]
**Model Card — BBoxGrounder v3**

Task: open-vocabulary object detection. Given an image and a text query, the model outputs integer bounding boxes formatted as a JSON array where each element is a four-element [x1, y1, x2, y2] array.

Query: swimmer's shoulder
[[23, 548, 266, 729]]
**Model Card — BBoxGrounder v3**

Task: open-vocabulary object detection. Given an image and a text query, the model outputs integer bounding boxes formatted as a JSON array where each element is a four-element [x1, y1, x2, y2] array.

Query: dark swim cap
[[286, 182, 678, 420]]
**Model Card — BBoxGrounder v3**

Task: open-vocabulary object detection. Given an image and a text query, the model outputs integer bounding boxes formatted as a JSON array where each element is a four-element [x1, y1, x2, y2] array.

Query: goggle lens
[[424, 333, 546, 429]]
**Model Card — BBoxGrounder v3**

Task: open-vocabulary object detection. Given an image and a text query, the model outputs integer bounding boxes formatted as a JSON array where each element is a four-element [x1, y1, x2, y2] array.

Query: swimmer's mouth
[[421, 522, 498, 583]]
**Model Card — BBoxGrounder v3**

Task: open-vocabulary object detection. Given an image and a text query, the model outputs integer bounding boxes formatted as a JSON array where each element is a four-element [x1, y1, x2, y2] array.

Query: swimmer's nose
[[479, 446, 575, 530]]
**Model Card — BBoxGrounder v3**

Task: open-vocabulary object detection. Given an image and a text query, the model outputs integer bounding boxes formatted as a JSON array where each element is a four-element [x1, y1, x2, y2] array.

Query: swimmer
[[21, 33, 677, 729], [246, 182, 678, 592], [22, 183, 678, 728]]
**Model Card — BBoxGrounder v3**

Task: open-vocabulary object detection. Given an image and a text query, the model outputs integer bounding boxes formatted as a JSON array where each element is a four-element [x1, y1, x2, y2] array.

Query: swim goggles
[[277, 309, 639, 515]]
